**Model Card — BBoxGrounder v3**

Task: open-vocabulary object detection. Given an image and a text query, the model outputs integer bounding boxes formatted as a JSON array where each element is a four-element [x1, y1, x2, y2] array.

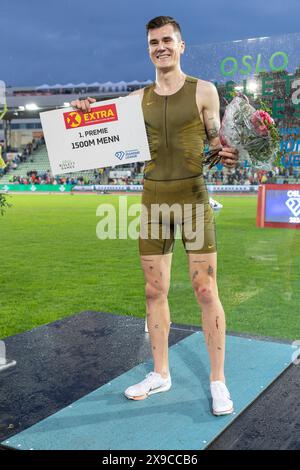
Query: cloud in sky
[[1, 0, 299, 86]]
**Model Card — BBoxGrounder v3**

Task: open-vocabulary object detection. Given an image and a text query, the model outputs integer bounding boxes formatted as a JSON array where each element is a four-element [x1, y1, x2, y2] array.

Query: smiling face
[[147, 24, 185, 71]]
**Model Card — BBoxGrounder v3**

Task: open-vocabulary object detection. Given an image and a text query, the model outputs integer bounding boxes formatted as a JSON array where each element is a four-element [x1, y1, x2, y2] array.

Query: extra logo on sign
[[63, 104, 118, 129], [286, 190, 300, 217]]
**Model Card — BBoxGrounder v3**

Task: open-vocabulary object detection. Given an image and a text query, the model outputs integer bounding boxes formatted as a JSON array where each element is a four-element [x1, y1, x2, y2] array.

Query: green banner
[[0, 184, 73, 192]]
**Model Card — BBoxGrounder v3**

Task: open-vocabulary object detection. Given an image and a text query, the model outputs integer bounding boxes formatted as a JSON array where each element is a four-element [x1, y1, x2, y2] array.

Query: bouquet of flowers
[[204, 92, 280, 169]]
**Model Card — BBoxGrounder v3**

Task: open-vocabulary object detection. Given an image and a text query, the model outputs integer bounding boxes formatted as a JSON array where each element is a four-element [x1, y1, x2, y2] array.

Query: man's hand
[[70, 96, 96, 112], [219, 147, 239, 168]]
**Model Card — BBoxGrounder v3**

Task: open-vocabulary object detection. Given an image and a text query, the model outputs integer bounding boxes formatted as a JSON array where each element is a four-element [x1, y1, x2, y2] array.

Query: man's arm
[[198, 81, 238, 168]]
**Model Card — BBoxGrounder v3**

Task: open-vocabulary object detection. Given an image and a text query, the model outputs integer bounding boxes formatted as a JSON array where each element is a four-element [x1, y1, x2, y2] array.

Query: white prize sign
[[40, 95, 151, 175]]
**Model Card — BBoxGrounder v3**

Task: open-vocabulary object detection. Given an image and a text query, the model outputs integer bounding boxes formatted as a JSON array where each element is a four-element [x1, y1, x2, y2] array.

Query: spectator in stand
[[261, 174, 267, 184], [227, 171, 234, 185]]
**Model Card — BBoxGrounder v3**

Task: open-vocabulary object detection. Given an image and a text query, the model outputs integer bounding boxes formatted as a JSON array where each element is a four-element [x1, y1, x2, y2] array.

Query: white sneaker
[[124, 372, 172, 400], [210, 381, 234, 416]]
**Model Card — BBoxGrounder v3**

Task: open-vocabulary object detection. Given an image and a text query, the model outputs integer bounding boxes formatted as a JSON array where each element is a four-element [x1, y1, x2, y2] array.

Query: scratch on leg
[[208, 265, 214, 277]]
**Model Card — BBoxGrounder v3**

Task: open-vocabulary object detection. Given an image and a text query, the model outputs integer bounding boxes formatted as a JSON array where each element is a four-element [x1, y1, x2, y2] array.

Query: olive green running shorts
[[139, 175, 217, 255]]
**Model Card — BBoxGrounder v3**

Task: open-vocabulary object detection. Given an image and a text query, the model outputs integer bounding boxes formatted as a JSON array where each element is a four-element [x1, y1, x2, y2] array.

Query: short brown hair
[[146, 16, 182, 38]]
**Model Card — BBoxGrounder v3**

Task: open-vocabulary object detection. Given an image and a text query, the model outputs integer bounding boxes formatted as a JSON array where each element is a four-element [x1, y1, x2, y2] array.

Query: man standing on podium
[[72, 16, 239, 416]]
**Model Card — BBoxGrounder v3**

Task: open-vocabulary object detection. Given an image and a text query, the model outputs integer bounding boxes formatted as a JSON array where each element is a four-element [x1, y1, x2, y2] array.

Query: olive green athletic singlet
[[142, 75, 207, 181]]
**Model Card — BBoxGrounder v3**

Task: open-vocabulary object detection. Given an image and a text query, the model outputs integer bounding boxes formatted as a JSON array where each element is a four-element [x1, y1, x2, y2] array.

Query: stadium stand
[[1, 149, 299, 187], [0, 137, 299, 187]]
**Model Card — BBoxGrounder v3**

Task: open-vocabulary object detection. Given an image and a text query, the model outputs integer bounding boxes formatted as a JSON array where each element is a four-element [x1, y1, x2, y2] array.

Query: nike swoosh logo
[[146, 102, 155, 106]]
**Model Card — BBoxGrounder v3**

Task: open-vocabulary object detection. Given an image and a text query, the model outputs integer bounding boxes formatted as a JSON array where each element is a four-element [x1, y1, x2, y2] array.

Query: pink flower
[[258, 110, 274, 124], [251, 110, 274, 136]]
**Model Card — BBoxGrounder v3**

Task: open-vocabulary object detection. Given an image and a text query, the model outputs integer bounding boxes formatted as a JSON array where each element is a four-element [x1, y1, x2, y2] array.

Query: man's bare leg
[[141, 253, 173, 379], [188, 252, 226, 382]]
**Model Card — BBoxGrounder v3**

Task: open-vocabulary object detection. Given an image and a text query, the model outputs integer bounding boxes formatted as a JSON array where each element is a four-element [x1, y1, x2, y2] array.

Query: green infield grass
[[0, 193, 299, 340]]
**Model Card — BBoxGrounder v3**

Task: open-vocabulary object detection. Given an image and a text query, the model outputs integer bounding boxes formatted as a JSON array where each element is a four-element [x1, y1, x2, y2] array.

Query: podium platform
[[0, 311, 297, 450]]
